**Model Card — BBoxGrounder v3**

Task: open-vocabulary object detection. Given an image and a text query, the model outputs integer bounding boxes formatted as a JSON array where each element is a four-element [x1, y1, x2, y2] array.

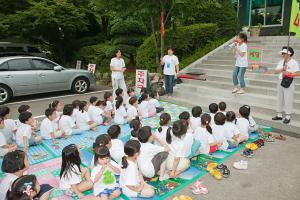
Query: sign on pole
[[135, 69, 148, 93], [88, 64, 96, 74], [76, 60, 82, 70], [247, 47, 267, 73]]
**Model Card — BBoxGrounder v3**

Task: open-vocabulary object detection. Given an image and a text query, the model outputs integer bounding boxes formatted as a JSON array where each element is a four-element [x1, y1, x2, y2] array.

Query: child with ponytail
[[138, 93, 155, 118], [91, 134, 112, 168], [75, 101, 97, 131], [114, 96, 128, 125], [129, 119, 141, 140], [165, 120, 191, 178], [154, 113, 171, 145], [120, 140, 154, 198], [91, 146, 121, 199], [194, 114, 219, 155]]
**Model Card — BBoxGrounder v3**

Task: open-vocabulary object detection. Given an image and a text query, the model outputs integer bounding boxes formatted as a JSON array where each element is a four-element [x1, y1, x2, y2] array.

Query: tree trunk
[[150, 16, 161, 73]]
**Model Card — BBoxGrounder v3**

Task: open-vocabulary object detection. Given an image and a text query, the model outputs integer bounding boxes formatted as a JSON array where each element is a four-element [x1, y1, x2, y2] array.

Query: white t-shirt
[[190, 116, 201, 132], [163, 55, 179, 75], [104, 101, 113, 112], [127, 105, 138, 120], [212, 124, 228, 151], [249, 115, 258, 132], [235, 43, 248, 67], [114, 106, 127, 124], [91, 161, 120, 196], [71, 108, 80, 123], [236, 117, 250, 139], [16, 123, 32, 147], [40, 118, 55, 140], [154, 126, 169, 145], [137, 143, 164, 178], [209, 113, 215, 126], [182, 131, 194, 157], [275, 59, 299, 80], [0, 173, 18, 200], [75, 111, 90, 127], [0, 131, 7, 146], [224, 122, 240, 142], [59, 115, 75, 136], [194, 127, 215, 155], [138, 101, 150, 118], [0, 119, 17, 142], [88, 105, 103, 125], [120, 160, 141, 197], [168, 133, 186, 158], [60, 165, 81, 189], [111, 58, 125, 80], [148, 98, 160, 113], [111, 139, 125, 164]]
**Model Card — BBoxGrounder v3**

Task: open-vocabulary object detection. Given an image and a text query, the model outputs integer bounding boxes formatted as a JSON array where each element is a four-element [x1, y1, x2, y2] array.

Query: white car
[[0, 56, 96, 104]]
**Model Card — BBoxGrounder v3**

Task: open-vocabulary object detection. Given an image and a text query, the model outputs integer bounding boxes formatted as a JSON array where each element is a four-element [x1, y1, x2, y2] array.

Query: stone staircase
[[167, 36, 300, 138]]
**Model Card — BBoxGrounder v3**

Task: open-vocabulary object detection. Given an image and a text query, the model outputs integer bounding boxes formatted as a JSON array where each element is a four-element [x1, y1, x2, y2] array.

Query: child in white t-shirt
[[88, 96, 112, 126], [40, 108, 65, 144], [120, 140, 154, 198], [194, 114, 219, 155], [224, 111, 241, 148], [127, 97, 139, 122], [219, 102, 227, 115], [104, 92, 114, 117], [165, 120, 191, 178], [71, 100, 81, 123], [59, 104, 84, 136], [209, 103, 218, 126], [91, 146, 121, 199], [129, 119, 141, 140], [138, 94, 155, 118], [236, 105, 252, 141], [149, 92, 164, 113], [59, 144, 93, 198], [0, 106, 17, 144], [49, 100, 63, 131], [126, 88, 136, 108], [114, 96, 127, 125], [16, 104, 39, 131], [212, 112, 229, 151], [16, 112, 42, 153], [0, 117, 17, 156], [154, 113, 171, 145], [76, 101, 97, 131], [107, 125, 125, 164], [91, 134, 112, 169], [190, 106, 202, 131], [137, 126, 170, 181]]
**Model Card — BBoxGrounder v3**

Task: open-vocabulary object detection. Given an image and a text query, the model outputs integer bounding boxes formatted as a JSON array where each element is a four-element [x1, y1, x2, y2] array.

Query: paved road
[[5, 85, 112, 119], [170, 134, 300, 200]]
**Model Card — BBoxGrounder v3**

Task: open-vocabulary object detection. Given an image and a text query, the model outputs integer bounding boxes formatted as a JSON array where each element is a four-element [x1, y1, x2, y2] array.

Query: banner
[[88, 64, 96, 74], [135, 69, 148, 93], [290, 0, 300, 36], [247, 47, 267, 73], [76, 60, 82, 70], [160, 11, 164, 37]]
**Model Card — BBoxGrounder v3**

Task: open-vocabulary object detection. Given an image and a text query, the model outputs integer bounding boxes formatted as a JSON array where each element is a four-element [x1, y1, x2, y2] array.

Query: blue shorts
[[97, 187, 121, 197]]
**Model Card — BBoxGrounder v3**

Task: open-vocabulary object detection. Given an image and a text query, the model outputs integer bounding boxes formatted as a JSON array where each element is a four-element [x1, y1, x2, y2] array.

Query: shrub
[[136, 23, 218, 72]]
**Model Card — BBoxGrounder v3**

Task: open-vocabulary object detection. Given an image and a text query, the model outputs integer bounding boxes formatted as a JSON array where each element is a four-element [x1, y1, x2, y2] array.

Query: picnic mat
[[0, 101, 270, 200]]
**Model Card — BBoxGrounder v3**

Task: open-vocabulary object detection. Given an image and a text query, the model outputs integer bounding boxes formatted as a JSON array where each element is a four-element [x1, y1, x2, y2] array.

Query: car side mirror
[[54, 66, 62, 71]]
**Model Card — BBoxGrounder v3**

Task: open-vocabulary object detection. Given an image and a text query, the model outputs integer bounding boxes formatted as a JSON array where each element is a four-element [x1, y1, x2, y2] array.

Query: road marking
[[6, 89, 112, 105]]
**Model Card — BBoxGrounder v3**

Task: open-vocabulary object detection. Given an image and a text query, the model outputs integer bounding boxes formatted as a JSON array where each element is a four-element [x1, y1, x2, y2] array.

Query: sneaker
[[237, 89, 245, 94], [272, 116, 283, 120], [283, 118, 291, 124], [232, 87, 239, 93], [233, 160, 248, 170]]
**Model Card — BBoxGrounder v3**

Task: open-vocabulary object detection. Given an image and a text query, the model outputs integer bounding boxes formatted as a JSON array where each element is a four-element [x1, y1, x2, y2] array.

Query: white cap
[[280, 49, 292, 55]]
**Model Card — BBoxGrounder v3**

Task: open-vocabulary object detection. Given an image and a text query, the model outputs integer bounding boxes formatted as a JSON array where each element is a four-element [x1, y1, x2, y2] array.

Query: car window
[[28, 46, 41, 53], [0, 62, 9, 71], [7, 59, 33, 71], [32, 59, 56, 70], [6, 47, 24, 52]]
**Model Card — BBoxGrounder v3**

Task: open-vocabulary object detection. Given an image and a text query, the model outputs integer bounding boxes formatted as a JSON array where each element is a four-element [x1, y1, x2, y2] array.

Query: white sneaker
[[232, 87, 239, 93], [233, 160, 248, 170], [237, 89, 245, 94]]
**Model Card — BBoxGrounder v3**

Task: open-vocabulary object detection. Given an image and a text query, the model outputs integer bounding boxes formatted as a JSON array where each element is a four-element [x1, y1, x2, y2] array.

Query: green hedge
[[136, 23, 218, 72]]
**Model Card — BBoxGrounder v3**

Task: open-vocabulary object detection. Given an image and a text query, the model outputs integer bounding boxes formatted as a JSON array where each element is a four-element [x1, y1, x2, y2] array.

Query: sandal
[[206, 162, 217, 171], [192, 184, 208, 195], [242, 149, 254, 158], [245, 143, 258, 151], [209, 168, 222, 180], [274, 134, 287, 141], [222, 168, 230, 178]]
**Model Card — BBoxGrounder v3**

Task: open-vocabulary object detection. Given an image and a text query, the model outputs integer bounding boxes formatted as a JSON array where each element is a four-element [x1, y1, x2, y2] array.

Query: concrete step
[[215, 51, 300, 59], [163, 95, 300, 138], [202, 60, 278, 68], [248, 36, 298, 42], [175, 83, 300, 110], [185, 66, 300, 85], [207, 55, 282, 63], [180, 78, 300, 100]]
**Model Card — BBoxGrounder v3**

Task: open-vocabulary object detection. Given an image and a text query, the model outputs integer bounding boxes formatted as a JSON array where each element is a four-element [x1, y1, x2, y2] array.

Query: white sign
[[88, 64, 96, 74], [76, 60, 82, 69], [135, 69, 148, 93]]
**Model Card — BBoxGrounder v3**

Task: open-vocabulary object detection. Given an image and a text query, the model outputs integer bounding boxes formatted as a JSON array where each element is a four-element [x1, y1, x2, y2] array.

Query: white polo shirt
[[235, 43, 248, 67], [163, 55, 179, 75], [111, 58, 125, 79], [275, 59, 299, 80]]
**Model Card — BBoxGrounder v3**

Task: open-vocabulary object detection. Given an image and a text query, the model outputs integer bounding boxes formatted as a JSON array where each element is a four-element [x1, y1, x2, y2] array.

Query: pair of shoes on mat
[[242, 149, 254, 158], [253, 139, 264, 148], [233, 160, 248, 170], [191, 179, 208, 195], [245, 143, 258, 151]]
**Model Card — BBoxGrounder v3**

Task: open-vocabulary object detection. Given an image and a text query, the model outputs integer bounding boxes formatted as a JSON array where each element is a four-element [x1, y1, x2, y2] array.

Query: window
[[27, 46, 41, 53], [0, 62, 9, 71], [7, 59, 33, 71], [32, 59, 55, 70], [266, 0, 283, 25], [6, 46, 24, 52]]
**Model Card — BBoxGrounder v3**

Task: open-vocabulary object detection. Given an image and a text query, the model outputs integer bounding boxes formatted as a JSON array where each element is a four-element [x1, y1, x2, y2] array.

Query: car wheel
[[71, 77, 89, 94], [0, 85, 12, 105]]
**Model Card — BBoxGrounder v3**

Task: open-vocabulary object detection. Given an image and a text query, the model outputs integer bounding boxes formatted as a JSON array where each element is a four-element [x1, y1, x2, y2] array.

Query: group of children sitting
[[0, 88, 258, 200]]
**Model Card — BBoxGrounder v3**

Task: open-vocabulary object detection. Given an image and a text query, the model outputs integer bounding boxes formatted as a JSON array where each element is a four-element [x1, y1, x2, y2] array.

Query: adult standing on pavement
[[161, 47, 179, 98], [232, 33, 248, 94], [110, 48, 128, 101], [272, 47, 300, 124]]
